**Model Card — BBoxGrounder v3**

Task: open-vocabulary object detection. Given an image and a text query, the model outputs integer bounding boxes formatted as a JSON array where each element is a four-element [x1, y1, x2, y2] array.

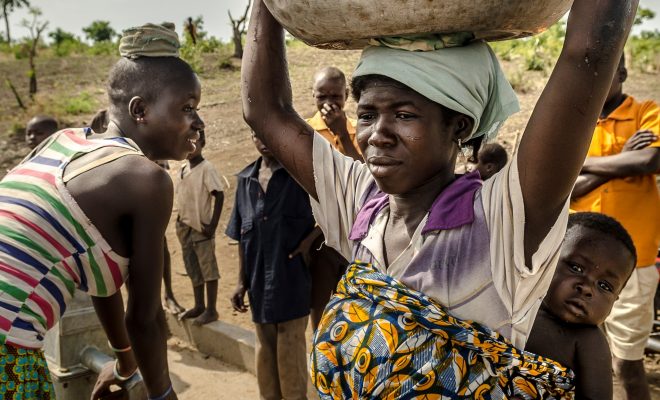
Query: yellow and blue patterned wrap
[[310, 262, 574, 399], [0, 344, 53, 399]]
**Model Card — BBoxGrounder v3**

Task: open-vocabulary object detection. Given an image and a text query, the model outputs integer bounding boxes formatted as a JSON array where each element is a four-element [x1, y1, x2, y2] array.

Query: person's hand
[[289, 235, 315, 266], [201, 223, 217, 239], [230, 285, 248, 313], [91, 361, 122, 400], [321, 103, 348, 133], [623, 130, 658, 152]]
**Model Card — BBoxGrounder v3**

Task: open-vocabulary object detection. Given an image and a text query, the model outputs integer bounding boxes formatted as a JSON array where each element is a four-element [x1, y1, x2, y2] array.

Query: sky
[[7, 0, 660, 43]]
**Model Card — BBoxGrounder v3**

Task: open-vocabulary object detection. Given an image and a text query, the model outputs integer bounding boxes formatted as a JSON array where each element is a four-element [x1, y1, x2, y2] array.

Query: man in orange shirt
[[302, 67, 361, 329], [571, 55, 660, 400]]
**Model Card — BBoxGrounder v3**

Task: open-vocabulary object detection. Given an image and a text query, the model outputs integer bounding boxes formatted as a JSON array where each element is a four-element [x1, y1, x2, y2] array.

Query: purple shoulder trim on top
[[423, 171, 482, 233], [348, 171, 483, 240], [348, 183, 387, 241]]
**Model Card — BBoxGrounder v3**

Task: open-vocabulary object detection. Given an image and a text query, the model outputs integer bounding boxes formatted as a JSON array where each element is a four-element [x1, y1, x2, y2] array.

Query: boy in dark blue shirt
[[227, 134, 315, 400]]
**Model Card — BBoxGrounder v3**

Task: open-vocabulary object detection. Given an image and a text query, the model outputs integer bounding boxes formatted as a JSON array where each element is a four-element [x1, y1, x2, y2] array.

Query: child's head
[[312, 67, 349, 113], [251, 131, 273, 159], [544, 212, 636, 326], [476, 143, 508, 180], [25, 115, 58, 149], [605, 54, 627, 105], [186, 130, 206, 160], [107, 23, 204, 161]]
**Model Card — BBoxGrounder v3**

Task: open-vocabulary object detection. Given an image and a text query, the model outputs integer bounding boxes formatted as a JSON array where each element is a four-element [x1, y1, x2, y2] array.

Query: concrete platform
[[166, 314, 256, 374], [166, 314, 319, 398]]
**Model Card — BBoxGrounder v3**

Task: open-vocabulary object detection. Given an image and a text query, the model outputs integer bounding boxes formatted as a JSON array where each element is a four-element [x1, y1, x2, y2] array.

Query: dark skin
[[569, 59, 658, 400], [527, 226, 635, 399], [178, 136, 224, 325], [72, 75, 204, 400], [25, 117, 57, 149], [312, 74, 362, 160], [572, 63, 660, 200], [242, 0, 637, 270]]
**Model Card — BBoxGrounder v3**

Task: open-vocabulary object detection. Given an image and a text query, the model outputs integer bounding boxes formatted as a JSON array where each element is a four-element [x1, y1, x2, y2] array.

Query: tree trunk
[[28, 52, 36, 97], [232, 28, 243, 59], [29, 70, 36, 97], [3, 5, 10, 43]]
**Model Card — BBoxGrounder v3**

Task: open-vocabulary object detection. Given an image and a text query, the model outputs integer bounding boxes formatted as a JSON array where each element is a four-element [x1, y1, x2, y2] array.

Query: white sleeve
[[481, 151, 569, 344], [310, 132, 374, 260]]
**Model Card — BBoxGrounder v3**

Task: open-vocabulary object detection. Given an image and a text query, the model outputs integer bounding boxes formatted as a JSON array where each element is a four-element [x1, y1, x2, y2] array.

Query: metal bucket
[[263, 0, 573, 49]]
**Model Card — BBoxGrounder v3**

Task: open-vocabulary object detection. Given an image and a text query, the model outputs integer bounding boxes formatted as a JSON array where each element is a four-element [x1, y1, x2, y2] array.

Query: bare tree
[[228, 0, 250, 59], [21, 7, 47, 97], [1, 0, 30, 43]]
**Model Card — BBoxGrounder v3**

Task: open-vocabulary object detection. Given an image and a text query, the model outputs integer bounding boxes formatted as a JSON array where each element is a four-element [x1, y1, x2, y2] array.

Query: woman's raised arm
[[517, 0, 638, 263], [241, 0, 317, 198]]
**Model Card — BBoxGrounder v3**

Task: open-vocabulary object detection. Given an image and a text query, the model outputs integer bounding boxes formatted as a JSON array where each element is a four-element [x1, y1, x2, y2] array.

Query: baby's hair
[[567, 212, 637, 267], [478, 143, 508, 170], [29, 116, 58, 134], [107, 56, 195, 111]]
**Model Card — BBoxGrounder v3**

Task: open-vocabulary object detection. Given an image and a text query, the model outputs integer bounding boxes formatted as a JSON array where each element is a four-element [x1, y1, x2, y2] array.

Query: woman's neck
[[388, 169, 455, 231]]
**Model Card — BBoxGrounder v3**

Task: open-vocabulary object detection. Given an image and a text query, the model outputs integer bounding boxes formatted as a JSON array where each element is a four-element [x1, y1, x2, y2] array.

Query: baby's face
[[544, 226, 634, 326]]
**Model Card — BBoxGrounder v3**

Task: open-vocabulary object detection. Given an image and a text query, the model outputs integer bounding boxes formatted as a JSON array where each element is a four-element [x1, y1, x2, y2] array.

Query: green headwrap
[[353, 39, 519, 141], [119, 22, 180, 59]]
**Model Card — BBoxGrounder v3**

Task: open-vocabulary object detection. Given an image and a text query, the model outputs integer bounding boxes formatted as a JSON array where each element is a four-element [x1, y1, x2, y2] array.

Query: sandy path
[[168, 338, 258, 399]]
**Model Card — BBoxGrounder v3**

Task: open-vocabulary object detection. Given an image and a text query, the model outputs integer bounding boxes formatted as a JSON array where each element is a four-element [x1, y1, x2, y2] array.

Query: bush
[[83, 20, 117, 44], [491, 21, 565, 74], [86, 41, 117, 56], [59, 92, 97, 115], [180, 43, 203, 73], [627, 31, 660, 73], [53, 38, 87, 57]]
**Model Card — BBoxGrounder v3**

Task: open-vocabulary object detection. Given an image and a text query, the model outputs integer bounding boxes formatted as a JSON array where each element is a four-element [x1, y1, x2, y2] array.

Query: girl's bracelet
[[108, 341, 132, 353], [113, 360, 138, 382], [148, 384, 174, 400]]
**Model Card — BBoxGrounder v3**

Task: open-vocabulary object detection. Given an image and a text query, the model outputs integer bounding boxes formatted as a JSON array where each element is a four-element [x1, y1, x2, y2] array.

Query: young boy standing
[[176, 131, 225, 325], [227, 134, 315, 400]]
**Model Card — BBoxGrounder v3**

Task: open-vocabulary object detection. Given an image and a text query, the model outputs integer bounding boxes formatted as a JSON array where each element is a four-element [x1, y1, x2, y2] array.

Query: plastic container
[[263, 0, 573, 49]]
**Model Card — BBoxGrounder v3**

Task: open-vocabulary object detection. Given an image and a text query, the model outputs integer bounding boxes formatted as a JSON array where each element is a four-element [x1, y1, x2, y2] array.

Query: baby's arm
[[574, 328, 613, 400]]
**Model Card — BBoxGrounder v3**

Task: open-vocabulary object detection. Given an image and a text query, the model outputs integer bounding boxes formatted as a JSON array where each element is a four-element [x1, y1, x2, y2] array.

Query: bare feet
[[179, 306, 205, 320], [163, 297, 186, 315], [193, 309, 219, 326]]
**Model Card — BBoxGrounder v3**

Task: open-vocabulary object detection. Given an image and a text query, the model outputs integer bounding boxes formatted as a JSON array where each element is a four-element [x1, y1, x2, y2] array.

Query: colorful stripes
[[0, 128, 134, 348]]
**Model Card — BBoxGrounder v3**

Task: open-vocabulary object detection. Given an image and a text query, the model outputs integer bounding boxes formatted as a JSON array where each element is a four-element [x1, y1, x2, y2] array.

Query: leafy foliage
[[48, 28, 75, 47], [82, 20, 116, 44]]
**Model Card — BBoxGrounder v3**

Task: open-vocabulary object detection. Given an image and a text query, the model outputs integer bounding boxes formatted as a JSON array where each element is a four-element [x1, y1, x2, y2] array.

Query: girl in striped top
[[0, 23, 203, 400]]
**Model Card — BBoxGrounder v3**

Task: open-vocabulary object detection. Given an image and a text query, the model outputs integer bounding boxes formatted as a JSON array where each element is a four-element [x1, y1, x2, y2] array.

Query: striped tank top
[[0, 128, 140, 349]]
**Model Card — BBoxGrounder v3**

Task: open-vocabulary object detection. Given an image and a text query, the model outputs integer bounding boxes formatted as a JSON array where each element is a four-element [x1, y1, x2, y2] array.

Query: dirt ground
[[167, 337, 258, 399], [1, 45, 660, 397]]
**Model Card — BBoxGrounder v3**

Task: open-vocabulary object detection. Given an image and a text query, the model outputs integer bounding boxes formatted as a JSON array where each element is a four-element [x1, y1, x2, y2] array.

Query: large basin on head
[[263, 0, 574, 49]]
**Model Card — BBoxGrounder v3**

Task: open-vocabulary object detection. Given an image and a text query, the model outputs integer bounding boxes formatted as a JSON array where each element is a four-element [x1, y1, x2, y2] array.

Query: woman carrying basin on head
[[241, 0, 638, 397]]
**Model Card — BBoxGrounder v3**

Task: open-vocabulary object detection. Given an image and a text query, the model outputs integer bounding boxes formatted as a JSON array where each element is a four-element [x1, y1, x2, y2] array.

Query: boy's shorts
[[603, 265, 659, 360], [175, 221, 220, 287]]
